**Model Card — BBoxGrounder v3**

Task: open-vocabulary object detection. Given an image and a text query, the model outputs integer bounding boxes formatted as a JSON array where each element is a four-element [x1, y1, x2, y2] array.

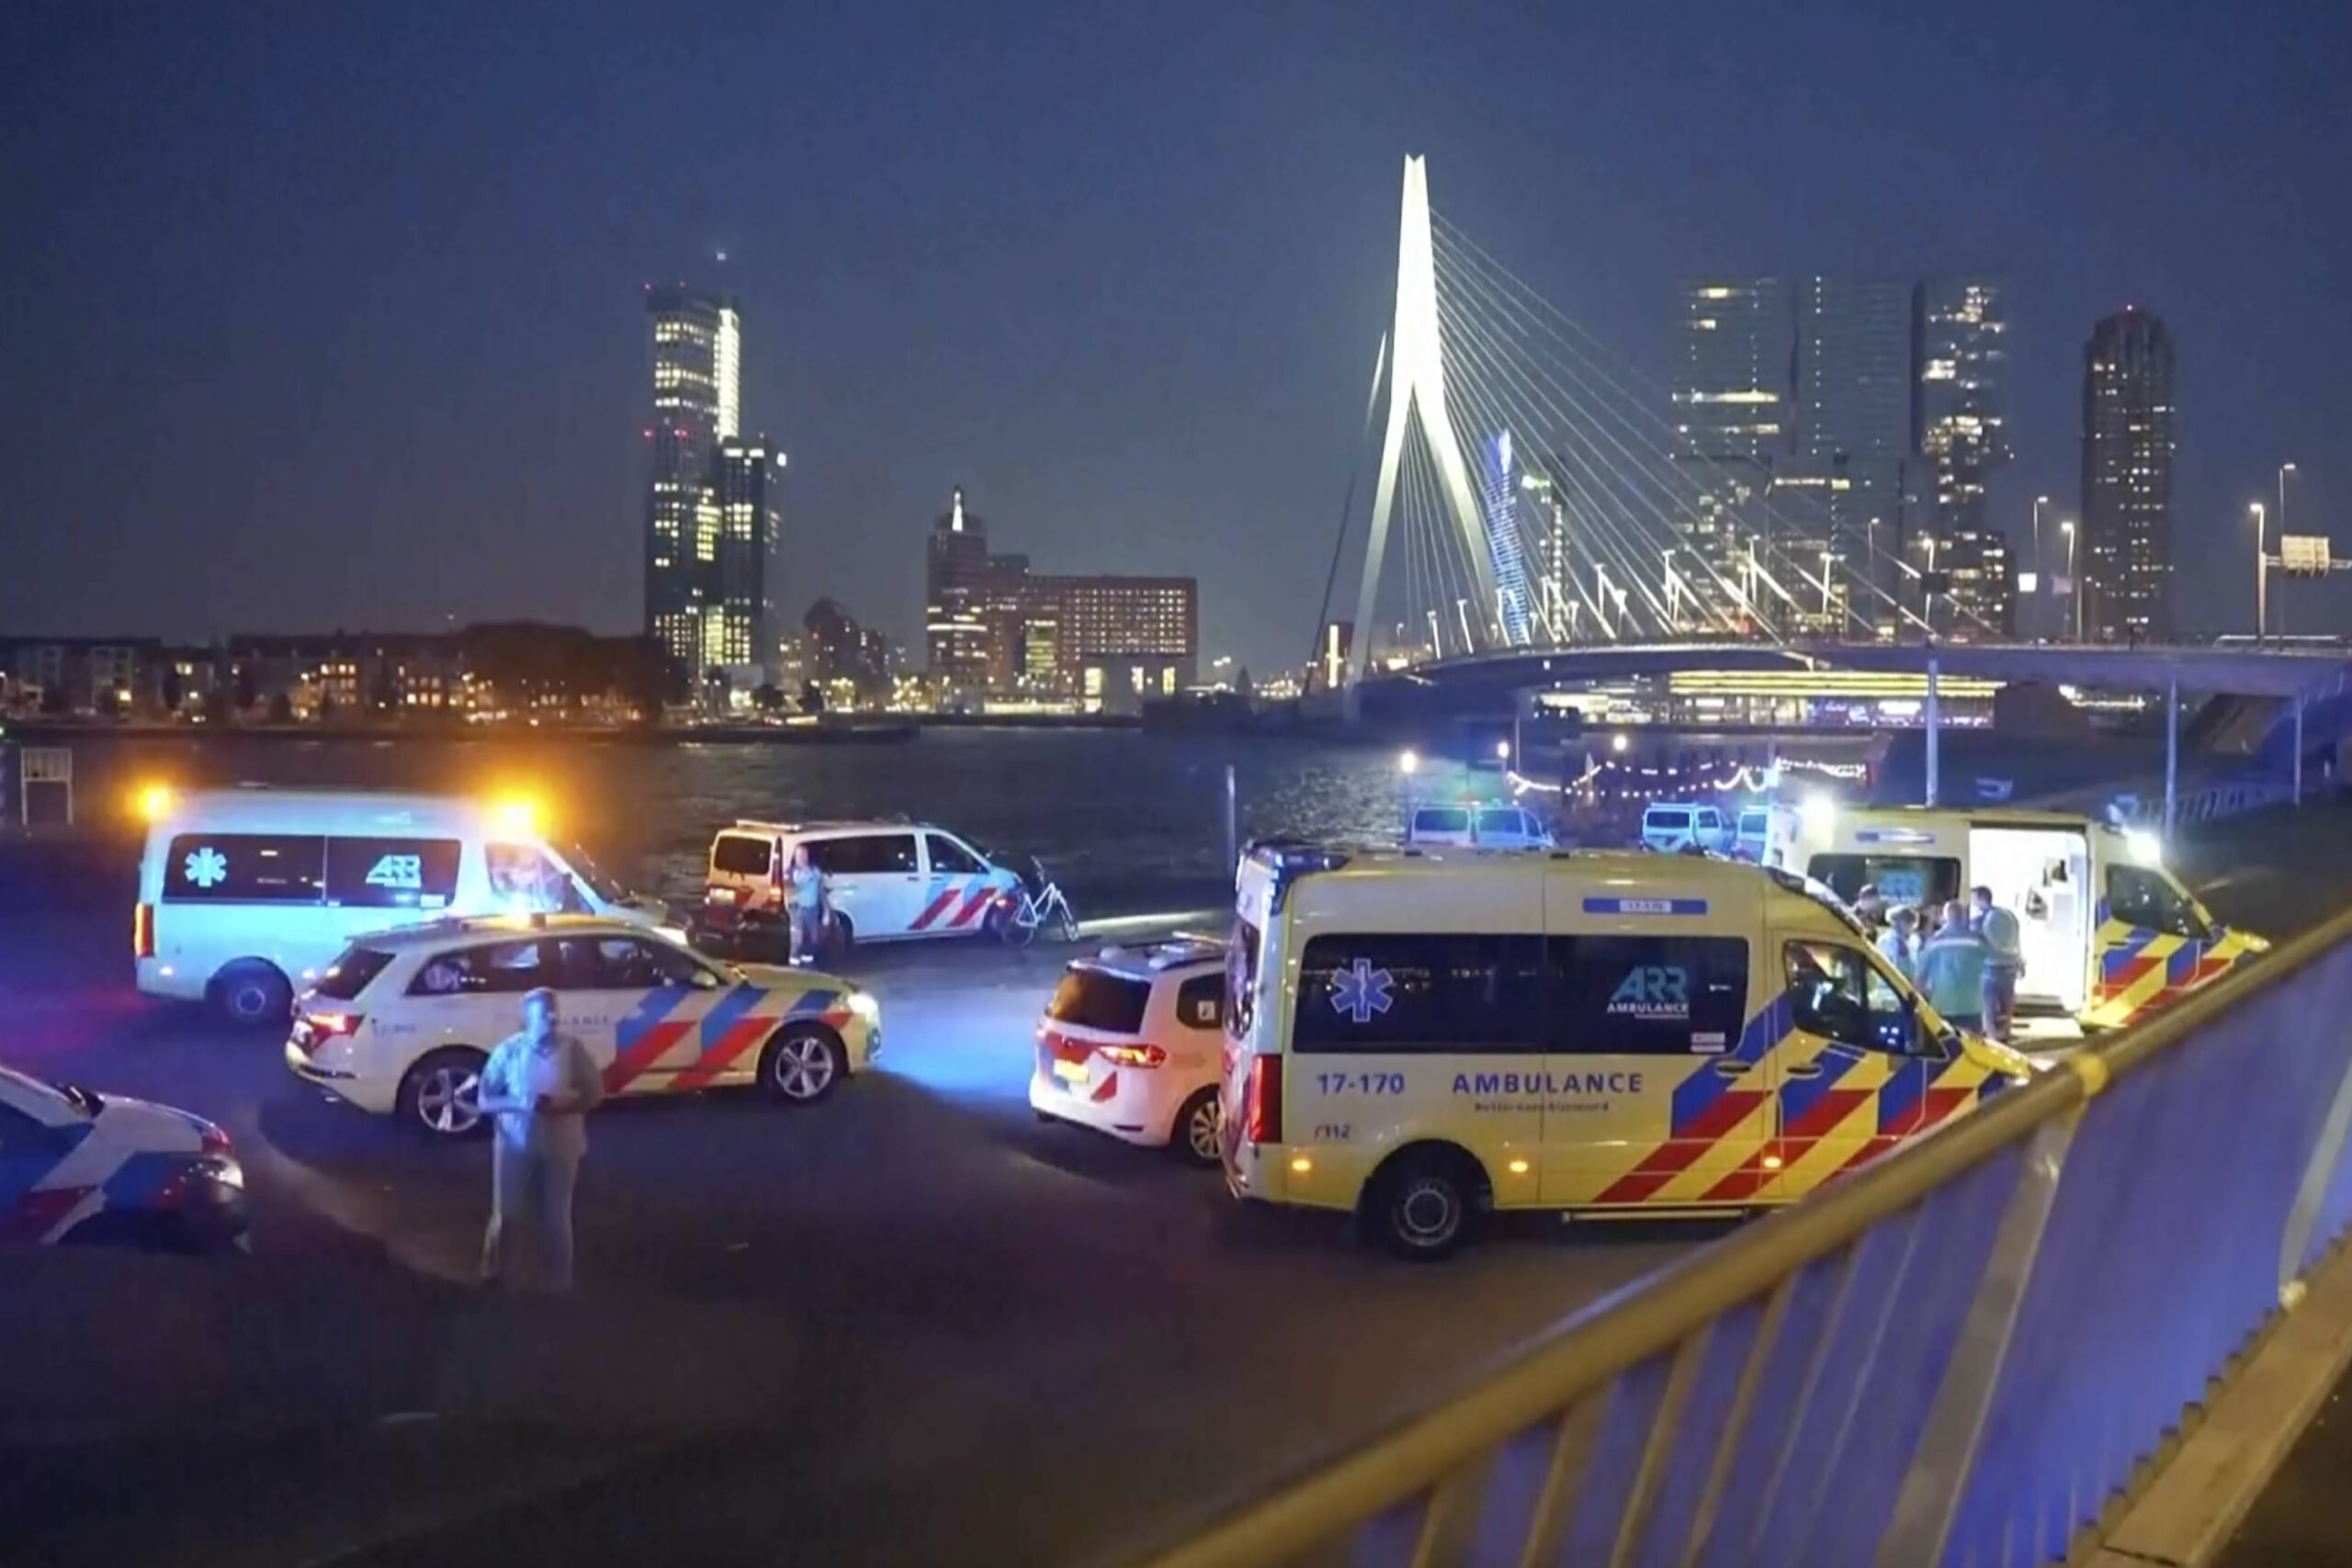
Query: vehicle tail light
[[1243, 1055, 1283, 1145], [303, 1012, 365, 1038], [134, 903, 154, 960], [200, 1122, 232, 1156], [1097, 1043, 1167, 1068]]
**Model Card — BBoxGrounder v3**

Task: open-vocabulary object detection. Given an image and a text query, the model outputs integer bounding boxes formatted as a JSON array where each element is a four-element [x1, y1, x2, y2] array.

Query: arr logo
[[365, 854, 424, 891], [1607, 964, 1689, 1019]]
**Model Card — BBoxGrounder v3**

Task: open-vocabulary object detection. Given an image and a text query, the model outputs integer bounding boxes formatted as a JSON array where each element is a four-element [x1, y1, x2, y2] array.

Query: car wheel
[[1368, 1149, 1477, 1261], [398, 1048, 488, 1138], [761, 1025, 844, 1105], [213, 962, 292, 1028], [1170, 1089, 1221, 1167]]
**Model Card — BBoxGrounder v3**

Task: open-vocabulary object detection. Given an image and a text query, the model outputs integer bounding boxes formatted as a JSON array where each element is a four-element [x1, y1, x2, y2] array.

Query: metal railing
[[1131, 902, 2352, 1568]]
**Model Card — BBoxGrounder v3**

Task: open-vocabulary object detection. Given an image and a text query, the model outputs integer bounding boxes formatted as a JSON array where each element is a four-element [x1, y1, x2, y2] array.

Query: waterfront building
[[643, 286, 741, 672], [711, 435, 784, 684], [1915, 277, 2015, 636], [2079, 307, 2177, 642], [1672, 277, 1792, 626], [924, 487, 992, 689]]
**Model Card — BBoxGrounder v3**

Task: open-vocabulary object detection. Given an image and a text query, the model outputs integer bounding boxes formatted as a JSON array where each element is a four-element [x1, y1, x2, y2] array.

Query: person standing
[[1915, 898, 1992, 1034], [477, 986, 604, 1292], [1973, 885, 2025, 1043], [1877, 906, 1920, 981], [786, 845, 830, 966]]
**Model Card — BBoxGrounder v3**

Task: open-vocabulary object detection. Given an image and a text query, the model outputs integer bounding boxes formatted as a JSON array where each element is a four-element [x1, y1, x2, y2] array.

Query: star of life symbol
[[1329, 958, 1395, 1024], [184, 846, 228, 888]]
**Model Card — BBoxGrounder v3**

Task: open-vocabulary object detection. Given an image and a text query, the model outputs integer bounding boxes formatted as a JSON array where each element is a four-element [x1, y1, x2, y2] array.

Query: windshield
[[560, 840, 631, 904]]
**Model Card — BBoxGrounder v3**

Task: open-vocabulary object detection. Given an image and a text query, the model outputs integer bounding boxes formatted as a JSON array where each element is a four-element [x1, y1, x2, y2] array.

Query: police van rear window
[[1047, 968, 1152, 1034], [712, 834, 775, 877], [1648, 809, 1691, 828], [1412, 807, 1471, 834]]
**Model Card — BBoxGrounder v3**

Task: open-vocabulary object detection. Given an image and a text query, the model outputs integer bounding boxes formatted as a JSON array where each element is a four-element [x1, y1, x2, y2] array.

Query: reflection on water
[[61, 732, 1515, 915]]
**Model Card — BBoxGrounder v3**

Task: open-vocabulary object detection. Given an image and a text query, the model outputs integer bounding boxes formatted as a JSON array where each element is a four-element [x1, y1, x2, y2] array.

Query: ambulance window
[[1784, 942, 1917, 1054], [1552, 936, 1749, 1055], [324, 837, 462, 910], [2106, 864, 2207, 940], [488, 843, 582, 913], [162, 834, 326, 904], [1292, 933, 1544, 1055], [1808, 854, 1961, 910]]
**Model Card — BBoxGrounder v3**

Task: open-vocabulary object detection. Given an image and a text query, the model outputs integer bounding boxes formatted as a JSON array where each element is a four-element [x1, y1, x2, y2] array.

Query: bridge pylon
[[1344, 156, 1498, 718]]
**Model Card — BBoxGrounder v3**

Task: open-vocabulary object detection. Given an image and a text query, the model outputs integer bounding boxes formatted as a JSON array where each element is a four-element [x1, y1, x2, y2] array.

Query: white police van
[[136, 788, 673, 1025]]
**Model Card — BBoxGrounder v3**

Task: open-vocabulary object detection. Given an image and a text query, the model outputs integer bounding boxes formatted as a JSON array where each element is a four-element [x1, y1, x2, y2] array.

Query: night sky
[[3, 0, 2346, 671]]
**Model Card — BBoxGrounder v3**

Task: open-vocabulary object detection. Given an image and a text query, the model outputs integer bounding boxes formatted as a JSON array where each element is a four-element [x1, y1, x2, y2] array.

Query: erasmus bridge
[[1319, 158, 2352, 751]]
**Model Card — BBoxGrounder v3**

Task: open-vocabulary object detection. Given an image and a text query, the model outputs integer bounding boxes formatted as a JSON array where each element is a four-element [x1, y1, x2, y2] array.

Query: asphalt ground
[[5, 806, 2350, 1568]]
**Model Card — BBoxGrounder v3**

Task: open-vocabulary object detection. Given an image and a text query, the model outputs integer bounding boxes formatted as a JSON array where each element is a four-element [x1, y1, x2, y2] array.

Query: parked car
[[1030, 938, 1227, 1165], [1640, 802, 1732, 854]]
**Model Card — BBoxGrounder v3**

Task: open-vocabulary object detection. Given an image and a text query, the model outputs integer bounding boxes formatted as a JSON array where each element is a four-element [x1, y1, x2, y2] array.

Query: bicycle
[[1000, 857, 1080, 947]]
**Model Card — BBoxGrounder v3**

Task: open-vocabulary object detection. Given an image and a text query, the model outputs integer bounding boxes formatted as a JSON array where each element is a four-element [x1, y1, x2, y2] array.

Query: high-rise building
[[1915, 278, 2014, 636], [711, 436, 783, 678], [1479, 431, 1533, 645], [644, 287, 741, 672], [1673, 279, 1792, 624], [1790, 276, 1915, 634], [2079, 308, 2177, 641], [924, 488, 991, 688]]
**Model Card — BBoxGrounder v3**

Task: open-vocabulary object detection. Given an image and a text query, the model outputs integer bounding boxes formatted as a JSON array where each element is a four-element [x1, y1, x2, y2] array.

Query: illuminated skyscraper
[[1915, 278, 2014, 636], [712, 436, 783, 678], [644, 286, 742, 672], [1480, 430, 1532, 645], [925, 488, 991, 687], [2080, 308, 2177, 641], [1672, 278, 1792, 626]]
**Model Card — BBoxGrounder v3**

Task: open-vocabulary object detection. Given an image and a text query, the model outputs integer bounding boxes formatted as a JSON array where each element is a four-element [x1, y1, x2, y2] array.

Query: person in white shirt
[[476, 986, 605, 1291], [1972, 886, 2025, 1043], [1877, 906, 1920, 981]]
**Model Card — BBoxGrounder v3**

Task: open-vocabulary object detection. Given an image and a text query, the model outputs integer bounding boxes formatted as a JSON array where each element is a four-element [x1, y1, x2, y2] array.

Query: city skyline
[[2, 6, 2344, 670]]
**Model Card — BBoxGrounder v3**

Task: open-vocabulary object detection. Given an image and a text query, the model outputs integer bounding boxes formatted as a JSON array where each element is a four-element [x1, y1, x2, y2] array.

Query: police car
[[1029, 938, 1228, 1165], [702, 819, 1024, 952], [285, 915, 881, 1138], [1, 1065, 250, 1253]]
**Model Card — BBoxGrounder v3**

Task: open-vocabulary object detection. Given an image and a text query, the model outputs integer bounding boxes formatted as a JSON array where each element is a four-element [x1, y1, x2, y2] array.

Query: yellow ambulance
[[1770, 804, 2268, 1032], [1217, 844, 2032, 1258]]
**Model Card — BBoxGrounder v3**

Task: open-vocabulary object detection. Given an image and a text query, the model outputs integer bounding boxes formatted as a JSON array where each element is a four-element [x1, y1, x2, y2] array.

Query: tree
[[266, 692, 293, 725], [800, 680, 827, 716], [160, 665, 185, 715], [38, 685, 67, 716], [752, 682, 786, 714], [318, 694, 337, 724], [233, 666, 258, 713]]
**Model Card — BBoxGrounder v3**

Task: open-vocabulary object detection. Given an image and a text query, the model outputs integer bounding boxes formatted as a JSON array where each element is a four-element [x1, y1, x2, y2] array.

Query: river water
[[45, 731, 1517, 918]]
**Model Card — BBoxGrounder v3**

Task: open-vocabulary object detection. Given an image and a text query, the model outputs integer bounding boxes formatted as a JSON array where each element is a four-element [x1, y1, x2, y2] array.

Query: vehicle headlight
[[846, 990, 880, 1023]]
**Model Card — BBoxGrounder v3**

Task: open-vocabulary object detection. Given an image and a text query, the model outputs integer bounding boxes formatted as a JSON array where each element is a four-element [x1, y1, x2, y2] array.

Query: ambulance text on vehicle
[[1218, 845, 2030, 1258], [137, 788, 673, 1024], [1770, 803, 2267, 1031]]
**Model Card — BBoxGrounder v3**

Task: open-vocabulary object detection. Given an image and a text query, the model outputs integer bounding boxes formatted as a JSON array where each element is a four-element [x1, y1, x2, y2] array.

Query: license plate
[[1053, 1059, 1089, 1086]]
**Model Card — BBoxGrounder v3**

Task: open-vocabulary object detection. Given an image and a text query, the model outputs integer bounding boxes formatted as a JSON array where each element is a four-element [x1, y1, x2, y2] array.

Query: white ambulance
[[136, 788, 673, 1025], [1218, 843, 2030, 1258], [1769, 803, 2267, 1032]]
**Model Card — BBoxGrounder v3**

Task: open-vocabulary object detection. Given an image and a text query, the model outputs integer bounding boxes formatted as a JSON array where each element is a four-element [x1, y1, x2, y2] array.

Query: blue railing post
[[1925, 657, 1941, 807]]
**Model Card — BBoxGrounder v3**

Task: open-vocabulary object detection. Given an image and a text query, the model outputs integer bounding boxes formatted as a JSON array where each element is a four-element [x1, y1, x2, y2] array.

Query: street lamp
[[2031, 496, 2050, 638], [2251, 501, 2267, 646], [2061, 521, 2079, 642], [2278, 464, 2298, 636]]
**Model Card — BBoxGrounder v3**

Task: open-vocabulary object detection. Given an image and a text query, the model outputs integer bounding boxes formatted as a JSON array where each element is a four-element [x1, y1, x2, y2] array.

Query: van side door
[[810, 832, 924, 940], [1543, 926, 1758, 1207], [918, 830, 1000, 933], [1767, 936, 1939, 1200]]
